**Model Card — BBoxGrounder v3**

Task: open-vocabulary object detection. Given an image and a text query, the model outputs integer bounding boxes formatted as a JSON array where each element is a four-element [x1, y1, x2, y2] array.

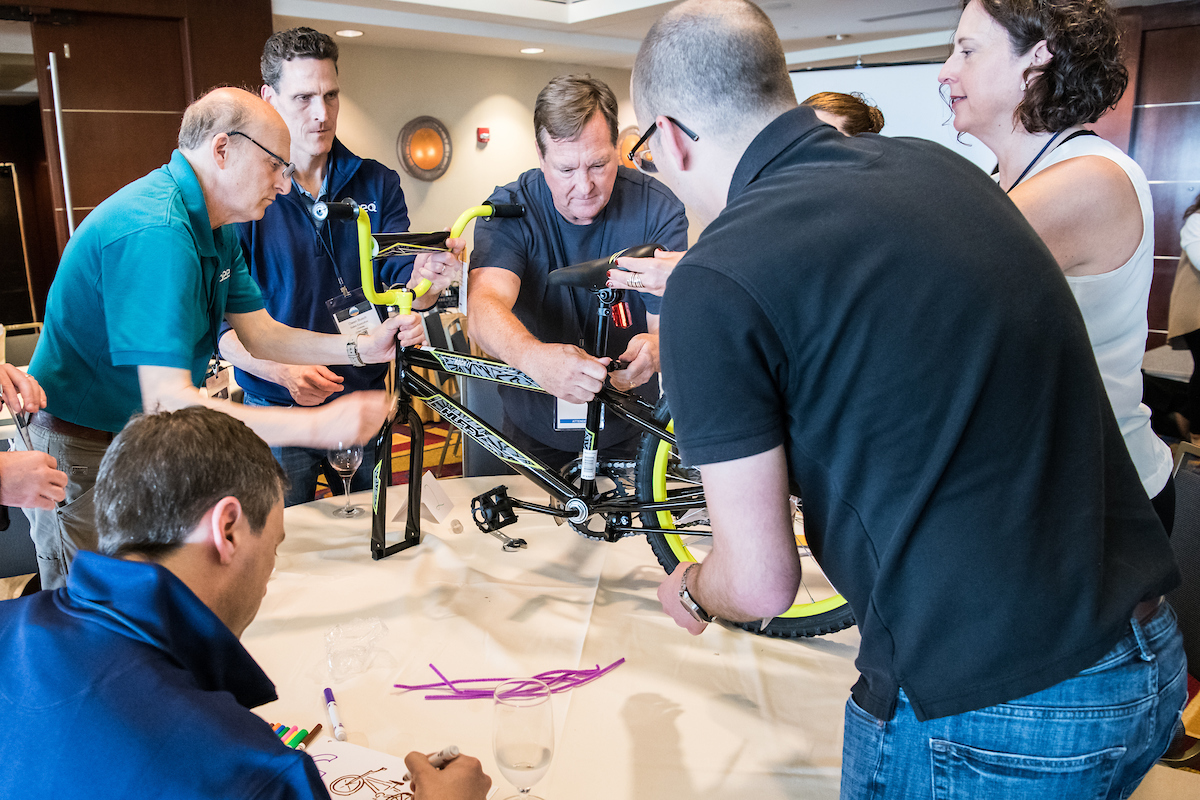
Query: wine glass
[[493, 678, 554, 799], [326, 443, 364, 518]]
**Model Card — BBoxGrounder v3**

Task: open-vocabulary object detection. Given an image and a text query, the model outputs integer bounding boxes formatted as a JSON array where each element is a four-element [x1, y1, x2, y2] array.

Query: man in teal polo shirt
[[24, 87, 422, 589]]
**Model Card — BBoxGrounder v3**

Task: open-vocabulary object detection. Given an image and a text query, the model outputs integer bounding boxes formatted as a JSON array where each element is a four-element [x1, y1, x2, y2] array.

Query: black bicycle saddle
[[548, 243, 661, 291]]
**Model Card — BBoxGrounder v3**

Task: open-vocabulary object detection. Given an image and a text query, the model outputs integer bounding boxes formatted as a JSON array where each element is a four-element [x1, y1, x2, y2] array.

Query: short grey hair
[[534, 74, 619, 155], [95, 407, 288, 560], [632, 0, 796, 143], [178, 87, 255, 151]]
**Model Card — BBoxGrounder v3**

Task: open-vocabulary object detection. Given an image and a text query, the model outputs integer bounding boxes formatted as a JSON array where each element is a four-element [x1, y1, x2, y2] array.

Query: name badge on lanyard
[[326, 286, 383, 336], [555, 397, 605, 431]]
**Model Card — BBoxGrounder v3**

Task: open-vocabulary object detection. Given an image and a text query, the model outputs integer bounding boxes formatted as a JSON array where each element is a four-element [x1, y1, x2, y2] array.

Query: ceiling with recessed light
[[0, 0, 1181, 86], [273, 0, 1176, 69]]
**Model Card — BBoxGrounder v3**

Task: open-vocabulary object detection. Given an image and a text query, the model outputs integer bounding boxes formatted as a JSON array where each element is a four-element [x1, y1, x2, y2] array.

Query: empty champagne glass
[[327, 443, 364, 518], [493, 678, 554, 799]]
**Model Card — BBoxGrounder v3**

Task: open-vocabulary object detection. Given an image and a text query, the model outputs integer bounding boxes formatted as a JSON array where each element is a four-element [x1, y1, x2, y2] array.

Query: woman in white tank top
[[939, 0, 1175, 530]]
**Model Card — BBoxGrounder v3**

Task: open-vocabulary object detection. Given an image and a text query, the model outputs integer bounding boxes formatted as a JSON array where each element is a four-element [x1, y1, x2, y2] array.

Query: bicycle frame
[[370, 344, 705, 559], [313, 197, 705, 559]]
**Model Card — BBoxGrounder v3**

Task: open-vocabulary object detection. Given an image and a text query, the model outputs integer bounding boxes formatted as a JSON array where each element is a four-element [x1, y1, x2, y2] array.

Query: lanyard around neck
[[1005, 130, 1064, 194]]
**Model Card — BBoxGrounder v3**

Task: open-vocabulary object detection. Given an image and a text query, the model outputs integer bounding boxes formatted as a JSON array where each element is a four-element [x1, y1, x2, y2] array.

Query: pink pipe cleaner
[[394, 658, 625, 700]]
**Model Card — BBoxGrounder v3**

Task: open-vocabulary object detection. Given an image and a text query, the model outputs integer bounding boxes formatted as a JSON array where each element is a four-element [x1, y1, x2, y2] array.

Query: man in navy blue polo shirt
[[0, 406, 491, 800], [26, 87, 421, 590], [218, 28, 461, 505]]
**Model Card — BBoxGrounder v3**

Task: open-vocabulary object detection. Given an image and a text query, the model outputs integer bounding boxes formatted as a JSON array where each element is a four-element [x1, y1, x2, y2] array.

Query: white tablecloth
[[243, 476, 861, 799]]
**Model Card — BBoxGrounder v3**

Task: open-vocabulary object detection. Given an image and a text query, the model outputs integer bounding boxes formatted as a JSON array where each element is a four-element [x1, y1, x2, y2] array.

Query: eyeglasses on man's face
[[227, 131, 296, 180], [628, 117, 700, 174]]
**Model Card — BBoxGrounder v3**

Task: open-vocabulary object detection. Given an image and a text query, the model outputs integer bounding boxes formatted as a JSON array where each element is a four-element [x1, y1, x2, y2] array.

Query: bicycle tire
[[634, 397, 855, 639]]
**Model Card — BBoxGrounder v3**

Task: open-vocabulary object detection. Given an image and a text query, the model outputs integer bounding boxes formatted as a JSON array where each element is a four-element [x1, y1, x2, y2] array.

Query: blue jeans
[[242, 394, 377, 507], [841, 603, 1187, 800]]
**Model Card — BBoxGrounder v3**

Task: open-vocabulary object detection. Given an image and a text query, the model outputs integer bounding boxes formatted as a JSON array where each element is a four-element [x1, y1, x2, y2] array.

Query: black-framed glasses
[[628, 116, 699, 174], [227, 130, 296, 180]]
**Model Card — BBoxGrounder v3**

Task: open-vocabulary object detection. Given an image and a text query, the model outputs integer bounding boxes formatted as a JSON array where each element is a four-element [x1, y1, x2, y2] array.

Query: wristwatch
[[347, 335, 365, 367], [678, 563, 713, 624]]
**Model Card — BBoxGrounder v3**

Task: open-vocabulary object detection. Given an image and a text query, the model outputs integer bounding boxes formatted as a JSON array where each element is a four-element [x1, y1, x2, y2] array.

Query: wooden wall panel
[[1092, 9, 1142, 153], [184, 0, 273, 95], [1128, 8, 1200, 342], [1138, 26, 1200, 104], [1149, 182, 1200, 257], [25, 0, 270, 271], [44, 15, 188, 110], [1130, 105, 1200, 180], [60, 113, 182, 206]]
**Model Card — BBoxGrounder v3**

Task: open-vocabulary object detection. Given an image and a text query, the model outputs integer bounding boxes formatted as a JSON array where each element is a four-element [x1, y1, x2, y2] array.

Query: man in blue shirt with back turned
[[219, 27, 461, 505], [0, 406, 491, 800]]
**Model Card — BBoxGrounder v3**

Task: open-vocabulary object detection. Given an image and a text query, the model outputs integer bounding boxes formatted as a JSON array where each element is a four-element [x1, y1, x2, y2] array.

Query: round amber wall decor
[[398, 116, 453, 181]]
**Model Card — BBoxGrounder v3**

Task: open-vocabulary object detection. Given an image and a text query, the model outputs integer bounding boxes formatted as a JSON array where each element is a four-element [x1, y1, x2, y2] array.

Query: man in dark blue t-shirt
[[468, 75, 688, 472]]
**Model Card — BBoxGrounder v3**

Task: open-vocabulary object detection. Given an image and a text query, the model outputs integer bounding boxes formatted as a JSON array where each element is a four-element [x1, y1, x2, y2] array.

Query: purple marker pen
[[324, 688, 347, 741]]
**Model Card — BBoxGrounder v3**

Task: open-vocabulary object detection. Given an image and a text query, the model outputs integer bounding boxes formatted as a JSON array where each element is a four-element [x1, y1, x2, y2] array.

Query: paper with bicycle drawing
[[305, 739, 413, 799]]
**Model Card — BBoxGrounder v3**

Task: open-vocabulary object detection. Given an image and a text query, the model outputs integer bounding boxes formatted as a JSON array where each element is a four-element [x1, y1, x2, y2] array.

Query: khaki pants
[[19, 425, 107, 590]]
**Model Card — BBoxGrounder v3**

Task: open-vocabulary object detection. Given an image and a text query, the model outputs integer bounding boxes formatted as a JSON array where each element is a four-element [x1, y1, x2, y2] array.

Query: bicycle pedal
[[471, 486, 519, 532]]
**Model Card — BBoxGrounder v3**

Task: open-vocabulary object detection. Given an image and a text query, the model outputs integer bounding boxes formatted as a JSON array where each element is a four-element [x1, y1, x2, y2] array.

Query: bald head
[[633, 0, 796, 145], [178, 87, 285, 152], [175, 87, 292, 228]]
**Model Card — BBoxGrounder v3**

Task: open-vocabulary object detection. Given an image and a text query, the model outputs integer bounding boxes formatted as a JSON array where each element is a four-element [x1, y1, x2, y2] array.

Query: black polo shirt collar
[[728, 105, 825, 205]]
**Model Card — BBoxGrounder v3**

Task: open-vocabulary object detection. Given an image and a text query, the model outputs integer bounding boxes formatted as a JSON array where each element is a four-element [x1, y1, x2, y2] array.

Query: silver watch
[[678, 563, 712, 623], [347, 335, 365, 367]]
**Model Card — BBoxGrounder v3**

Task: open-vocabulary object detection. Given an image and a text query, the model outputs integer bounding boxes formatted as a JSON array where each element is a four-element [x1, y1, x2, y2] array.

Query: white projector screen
[[791, 63, 997, 173]]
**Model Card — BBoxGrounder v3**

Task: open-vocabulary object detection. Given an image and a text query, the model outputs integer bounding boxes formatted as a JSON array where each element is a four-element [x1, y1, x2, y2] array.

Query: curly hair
[[802, 92, 885, 135], [967, 0, 1128, 132]]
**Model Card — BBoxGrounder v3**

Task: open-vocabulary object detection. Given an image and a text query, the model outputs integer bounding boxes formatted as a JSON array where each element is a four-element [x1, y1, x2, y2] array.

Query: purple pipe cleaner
[[394, 658, 626, 700]]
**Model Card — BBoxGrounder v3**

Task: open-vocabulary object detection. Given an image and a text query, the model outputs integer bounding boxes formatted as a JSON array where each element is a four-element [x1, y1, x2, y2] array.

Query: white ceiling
[[0, 0, 1182, 75], [274, 0, 1176, 69]]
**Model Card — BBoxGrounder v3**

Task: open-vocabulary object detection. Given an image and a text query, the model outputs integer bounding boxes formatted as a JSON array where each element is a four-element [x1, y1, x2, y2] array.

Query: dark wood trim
[[9, 1, 185, 16], [1138, 0, 1200, 31], [1094, 9, 1142, 152]]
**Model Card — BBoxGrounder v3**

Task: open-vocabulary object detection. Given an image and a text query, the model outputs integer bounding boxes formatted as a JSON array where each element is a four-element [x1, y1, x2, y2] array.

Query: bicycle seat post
[[578, 288, 620, 489]]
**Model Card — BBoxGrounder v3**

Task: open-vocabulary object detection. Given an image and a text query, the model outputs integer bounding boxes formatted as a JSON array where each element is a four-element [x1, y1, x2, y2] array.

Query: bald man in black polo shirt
[[633, 3, 1185, 799]]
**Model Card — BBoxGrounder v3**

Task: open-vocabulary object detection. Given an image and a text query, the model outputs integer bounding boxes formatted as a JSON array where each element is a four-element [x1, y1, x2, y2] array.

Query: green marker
[[285, 728, 309, 748]]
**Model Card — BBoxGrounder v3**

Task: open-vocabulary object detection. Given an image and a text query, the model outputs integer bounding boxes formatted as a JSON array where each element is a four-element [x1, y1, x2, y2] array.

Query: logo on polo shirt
[[361, 202, 378, 213], [219, 269, 231, 282]]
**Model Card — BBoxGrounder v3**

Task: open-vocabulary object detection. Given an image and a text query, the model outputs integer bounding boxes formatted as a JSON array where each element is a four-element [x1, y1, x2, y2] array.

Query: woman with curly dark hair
[[940, 0, 1175, 533], [801, 91, 885, 135]]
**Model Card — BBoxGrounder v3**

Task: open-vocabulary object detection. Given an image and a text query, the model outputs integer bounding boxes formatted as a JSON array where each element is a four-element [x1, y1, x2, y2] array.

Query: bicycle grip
[[313, 199, 359, 222], [615, 243, 661, 260], [486, 203, 525, 218]]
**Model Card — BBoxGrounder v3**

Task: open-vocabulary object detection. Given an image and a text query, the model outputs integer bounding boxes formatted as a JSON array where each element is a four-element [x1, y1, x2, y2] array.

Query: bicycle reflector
[[612, 301, 632, 329]]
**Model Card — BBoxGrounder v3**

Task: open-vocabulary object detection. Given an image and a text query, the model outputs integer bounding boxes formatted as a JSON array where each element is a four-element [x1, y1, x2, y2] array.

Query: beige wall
[[332, 42, 640, 249]]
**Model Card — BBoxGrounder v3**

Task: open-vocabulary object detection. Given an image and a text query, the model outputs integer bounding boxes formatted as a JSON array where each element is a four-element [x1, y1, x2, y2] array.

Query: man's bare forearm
[[218, 329, 289, 385], [465, 295, 544, 370]]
